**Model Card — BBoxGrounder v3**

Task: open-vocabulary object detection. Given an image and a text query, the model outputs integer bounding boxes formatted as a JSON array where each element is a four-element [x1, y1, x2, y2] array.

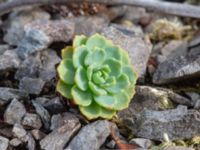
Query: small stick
[[0, 0, 200, 18]]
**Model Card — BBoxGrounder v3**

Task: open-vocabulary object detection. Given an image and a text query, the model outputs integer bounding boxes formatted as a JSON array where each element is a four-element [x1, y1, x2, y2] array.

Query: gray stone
[[4, 99, 26, 124], [40, 117, 80, 150], [9, 138, 22, 147], [189, 33, 200, 47], [153, 52, 200, 84], [36, 97, 65, 114], [71, 15, 109, 36], [134, 105, 200, 141], [3, 8, 50, 46], [32, 101, 50, 130], [157, 40, 188, 63], [0, 87, 28, 106], [12, 124, 27, 139], [0, 45, 9, 55], [17, 20, 74, 59], [67, 120, 111, 150], [50, 112, 79, 131], [102, 24, 152, 78], [164, 146, 194, 150], [22, 113, 42, 129], [19, 77, 45, 95], [0, 136, 9, 150], [15, 49, 60, 82], [31, 129, 46, 140], [185, 92, 200, 109], [23, 133, 36, 150], [0, 50, 21, 74], [129, 138, 153, 149], [118, 86, 191, 128]]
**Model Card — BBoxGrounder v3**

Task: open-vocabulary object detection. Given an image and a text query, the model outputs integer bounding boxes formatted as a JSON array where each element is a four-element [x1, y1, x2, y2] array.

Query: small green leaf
[[57, 59, 75, 84], [104, 43, 121, 61], [73, 35, 87, 47], [103, 58, 122, 78], [113, 91, 129, 110], [86, 34, 106, 50], [94, 95, 116, 109], [126, 86, 136, 99], [84, 47, 105, 66], [79, 101, 101, 120], [100, 107, 116, 119], [122, 65, 137, 85], [106, 74, 130, 93], [89, 81, 107, 95], [100, 77, 116, 87], [61, 46, 73, 59], [71, 86, 92, 106], [73, 46, 88, 68], [87, 65, 94, 81], [92, 71, 105, 84], [56, 80, 73, 99], [120, 48, 130, 65], [75, 67, 88, 91]]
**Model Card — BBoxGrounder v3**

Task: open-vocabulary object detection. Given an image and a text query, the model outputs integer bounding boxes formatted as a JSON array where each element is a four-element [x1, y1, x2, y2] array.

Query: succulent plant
[[56, 34, 137, 120]]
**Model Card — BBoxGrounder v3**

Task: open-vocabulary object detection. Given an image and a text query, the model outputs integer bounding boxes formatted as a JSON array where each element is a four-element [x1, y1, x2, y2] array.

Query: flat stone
[[31, 129, 46, 140], [0, 136, 9, 150], [23, 133, 36, 150], [35, 97, 65, 114], [0, 50, 21, 74], [40, 117, 80, 150], [118, 86, 191, 128], [32, 101, 50, 130], [157, 40, 188, 63], [153, 51, 200, 84], [71, 15, 109, 36], [0, 45, 9, 55], [50, 112, 79, 131], [102, 24, 152, 78], [15, 49, 60, 82], [129, 138, 153, 149], [19, 77, 45, 95], [4, 99, 26, 124], [66, 120, 111, 150], [0, 87, 28, 106], [134, 105, 200, 141], [9, 138, 22, 147], [17, 20, 74, 59], [3, 8, 50, 46], [22, 113, 42, 129], [12, 124, 27, 139]]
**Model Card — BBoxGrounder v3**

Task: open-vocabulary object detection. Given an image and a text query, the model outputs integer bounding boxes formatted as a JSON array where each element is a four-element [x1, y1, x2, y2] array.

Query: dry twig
[[0, 0, 200, 18]]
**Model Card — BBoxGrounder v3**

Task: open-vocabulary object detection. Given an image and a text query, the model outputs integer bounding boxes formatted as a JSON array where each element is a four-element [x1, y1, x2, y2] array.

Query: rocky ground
[[0, 1, 200, 150]]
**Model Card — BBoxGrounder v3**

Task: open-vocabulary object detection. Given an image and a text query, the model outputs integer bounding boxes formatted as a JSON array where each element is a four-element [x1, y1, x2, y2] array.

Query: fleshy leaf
[[86, 34, 106, 50], [71, 86, 92, 106], [73, 35, 87, 47], [122, 65, 137, 84], [120, 48, 130, 65], [57, 59, 75, 84], [106, 74, 130, 94], [100, 107, 116, 119], [113, 91, 130, 110], [103, 58, 122, 78], [100, 77, 116, 88], [84, 47, 105, 66], [75, 67, 88, 91], [126, 86, 136, 99], [94, 95, 116, 109], [87, 65, 93, 81], [61, 46, 73, 59], [92, 71, 105, 85], [79, 101, 101, 120], [89, 81, 107, 95], [104, 43, 121, 61], [73, 46, 88, 68], [56, 80, 73, 99]]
